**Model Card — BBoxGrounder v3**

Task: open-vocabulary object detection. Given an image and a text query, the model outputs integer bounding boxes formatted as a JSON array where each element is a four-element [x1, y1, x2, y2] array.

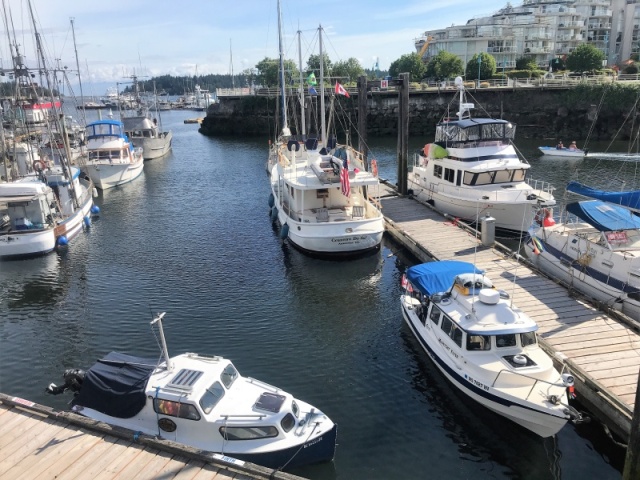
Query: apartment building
[[415, 0, 640, 71]]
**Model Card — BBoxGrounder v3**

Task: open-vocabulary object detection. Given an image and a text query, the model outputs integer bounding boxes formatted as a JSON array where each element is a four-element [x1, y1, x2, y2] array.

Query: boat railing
[[492, 368, 564, 401], [220, 413, 267, 420], [526, 177, 555, 195], [246, 377, 281, 393]]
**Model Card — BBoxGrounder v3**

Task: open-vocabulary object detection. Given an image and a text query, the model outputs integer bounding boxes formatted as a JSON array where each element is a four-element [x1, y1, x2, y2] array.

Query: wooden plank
[[111, 446, 159, 479], [132, 450, 175, 480], [172, 460, 207, 480], [560, 341, 640, 358], [0, 409, 37, 445], [151, 455, 194, 479], [55, 435, 124, 480], [192, 462, 233, 480], [65, 437, 134, 480], [92, 442, 145, 480], [0, 418, 63, 474]]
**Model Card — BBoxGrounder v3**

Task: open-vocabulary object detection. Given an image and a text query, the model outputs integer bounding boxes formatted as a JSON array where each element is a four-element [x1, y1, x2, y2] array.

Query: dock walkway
[[380, 189, 640, 438], [0, 394, 304, 480]]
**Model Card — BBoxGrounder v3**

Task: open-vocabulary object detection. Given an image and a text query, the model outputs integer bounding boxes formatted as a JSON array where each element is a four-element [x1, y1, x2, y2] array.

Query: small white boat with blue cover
[[400, 260, 581, 437], [46, 312, 337, 470], [538, 146, 586, 158]]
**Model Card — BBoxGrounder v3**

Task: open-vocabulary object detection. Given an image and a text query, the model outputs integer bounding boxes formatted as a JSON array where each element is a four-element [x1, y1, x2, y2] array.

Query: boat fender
[[270, 206, 278, 222], [280, 223, 289, 239], [91, 205, 100, 215], [268, 193, 275, 208], [56, 235, 69, 247], [33, 160, 46, 171], [371, 159, 378, 177], [542, 208, 556, 227], [83, 216, 91, 227], [287, 140, 300, 152]]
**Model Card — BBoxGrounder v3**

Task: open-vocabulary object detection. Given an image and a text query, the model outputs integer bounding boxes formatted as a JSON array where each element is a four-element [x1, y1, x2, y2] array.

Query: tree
[[566, 44, 605, 73], [306, 53, 333, 78], [255, 57, 299, 87], [425, 51, 464, 80], [465, 53, 496, 81], [389, 52, 426, 82], [332, 58, 365, 84], [515, 56, 537, 71]]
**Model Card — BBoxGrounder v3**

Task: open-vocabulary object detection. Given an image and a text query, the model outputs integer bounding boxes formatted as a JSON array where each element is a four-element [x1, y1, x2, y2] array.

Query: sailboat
[[267, 12, 384, 256]]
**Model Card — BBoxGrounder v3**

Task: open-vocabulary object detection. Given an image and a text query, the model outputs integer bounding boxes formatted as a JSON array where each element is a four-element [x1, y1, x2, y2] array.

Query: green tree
[[566, 44, 605, 73], [306, 53, 333, 78], [465, 53, 496, 80], [550, 57, 566, 72], [332, 58, 365, 84], [255, 57, 299, 87], [389, 52, 426, 82], [515, 56, 537, 70], [425, 51, 464, 80]]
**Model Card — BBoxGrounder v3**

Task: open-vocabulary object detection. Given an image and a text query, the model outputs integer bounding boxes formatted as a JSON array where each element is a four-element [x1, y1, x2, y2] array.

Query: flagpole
[[319, 24, 326, 148], [297, 28, 306, 137]]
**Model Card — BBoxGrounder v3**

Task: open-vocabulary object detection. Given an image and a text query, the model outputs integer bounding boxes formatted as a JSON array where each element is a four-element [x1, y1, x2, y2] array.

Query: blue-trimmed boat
[[400, 260, 581, 437], [46, 312, 337, 470], [82, 118, 144, 189]]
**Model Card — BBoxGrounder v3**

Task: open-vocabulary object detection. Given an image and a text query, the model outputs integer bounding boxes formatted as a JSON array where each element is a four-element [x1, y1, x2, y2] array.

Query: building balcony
[[486, 46, 518, 53]]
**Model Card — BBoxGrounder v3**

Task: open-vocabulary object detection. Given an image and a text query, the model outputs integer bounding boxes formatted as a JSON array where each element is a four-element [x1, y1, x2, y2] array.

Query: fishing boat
[[400, 260, 581, 437], [538, 146, 586, 158], [81, 118, 144, 189], [408, 76, 555, 234], [525, 200, 640, 320], [0, 144, 95, 259], [46, 312, 337, 470]]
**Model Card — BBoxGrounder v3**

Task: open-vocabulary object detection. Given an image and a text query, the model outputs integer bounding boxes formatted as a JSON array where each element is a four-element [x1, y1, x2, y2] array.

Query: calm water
[[0, 110, 626, 480]]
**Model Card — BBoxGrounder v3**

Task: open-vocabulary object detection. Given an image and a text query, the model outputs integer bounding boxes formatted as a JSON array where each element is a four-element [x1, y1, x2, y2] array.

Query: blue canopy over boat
[[566, 180, 640, 210], [406, 261, 483, 296], [566, 200, 640, 231]]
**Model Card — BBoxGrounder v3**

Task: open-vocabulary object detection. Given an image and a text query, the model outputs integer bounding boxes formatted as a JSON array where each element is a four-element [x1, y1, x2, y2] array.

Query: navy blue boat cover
[[566, 181, 640, 210], [72, 352, 157, 418], [406, 261, 483, 296], [566, 200, 640, 231]]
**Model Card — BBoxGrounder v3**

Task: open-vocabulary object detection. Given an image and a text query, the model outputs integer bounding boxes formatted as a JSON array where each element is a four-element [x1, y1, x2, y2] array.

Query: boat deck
[[0, 394, 304, 480], [380, 186, 639, 438]]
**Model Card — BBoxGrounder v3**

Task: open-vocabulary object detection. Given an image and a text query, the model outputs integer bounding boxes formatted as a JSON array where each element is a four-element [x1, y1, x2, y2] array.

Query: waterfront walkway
[[379, 187, 639, 439], [0, 394, 303, 480]]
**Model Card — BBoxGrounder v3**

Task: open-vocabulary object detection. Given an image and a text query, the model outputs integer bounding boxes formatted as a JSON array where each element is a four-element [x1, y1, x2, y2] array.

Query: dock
[[0, 394, 304, 480], [379, 187, 639, 439]]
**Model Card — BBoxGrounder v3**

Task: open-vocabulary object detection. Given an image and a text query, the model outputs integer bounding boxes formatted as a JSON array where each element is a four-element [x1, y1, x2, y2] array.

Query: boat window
[[200, 381, 225, 414], [280, 413, 296, 433], [494, 169, 512, 183], [440, 316, 453, 336], [221, 363, 238, 389], [451, 324, 463, 347], [521, 332, 537, 347], [444, 168, 455, 183], [467, 334, 491, 351], [292, 400, 300, 418], [496, 334, 517, 348], [512, 169, 526, 181], [433, 164, 443, 178], [153, 399, 201, 421], [219, 425, 279, 441], [429, 307, 441, 325]]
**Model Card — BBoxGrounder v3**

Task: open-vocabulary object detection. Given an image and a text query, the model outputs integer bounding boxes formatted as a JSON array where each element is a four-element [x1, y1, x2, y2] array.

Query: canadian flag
[[335, 82, 350, 98]]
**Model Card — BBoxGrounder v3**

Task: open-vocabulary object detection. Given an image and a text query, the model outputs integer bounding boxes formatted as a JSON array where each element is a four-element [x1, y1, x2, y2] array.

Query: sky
[[2, 0, 509, 94]]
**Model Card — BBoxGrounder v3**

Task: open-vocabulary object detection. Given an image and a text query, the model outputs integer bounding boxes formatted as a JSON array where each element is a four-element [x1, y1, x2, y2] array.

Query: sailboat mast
[[319, 24, 326, 147], [70, 18, 86, 126], [297, 29, 306, 137], [277, 0, 288, 135]]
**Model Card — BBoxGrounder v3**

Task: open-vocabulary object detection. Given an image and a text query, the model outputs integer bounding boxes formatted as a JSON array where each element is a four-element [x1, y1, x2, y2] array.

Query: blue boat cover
[[72, 352, 157, 419], [406, 261, 483, 296], [566, 181, 640, 210], [566, 200, 640, 231]]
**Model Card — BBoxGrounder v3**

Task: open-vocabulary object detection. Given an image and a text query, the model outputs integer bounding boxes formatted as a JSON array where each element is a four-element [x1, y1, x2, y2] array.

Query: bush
[[480, 82, 490, 88], [624, 63, 639, 74], [507, 70, 533, 79]]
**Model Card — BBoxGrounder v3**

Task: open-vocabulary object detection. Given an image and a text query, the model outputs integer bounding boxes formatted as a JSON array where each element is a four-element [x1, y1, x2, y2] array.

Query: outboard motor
[[45, 368, 85, 395]]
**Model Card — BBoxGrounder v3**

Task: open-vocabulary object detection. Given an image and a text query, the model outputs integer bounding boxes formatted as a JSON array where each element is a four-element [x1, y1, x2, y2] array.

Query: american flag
[[340, 157, 350, 197]]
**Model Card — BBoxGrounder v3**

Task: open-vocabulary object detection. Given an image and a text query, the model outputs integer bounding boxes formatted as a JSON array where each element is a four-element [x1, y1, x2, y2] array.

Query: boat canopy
[[72, 352, 157, 419], [406, 260, 483, 296], [566, 200, 640, 231], [566, 181, 640, 210], [85, 119, 126, 140], [435, 118, 516, 145]]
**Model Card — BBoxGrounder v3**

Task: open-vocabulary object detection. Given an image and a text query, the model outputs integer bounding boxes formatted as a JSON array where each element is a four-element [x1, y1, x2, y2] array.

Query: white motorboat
[[400, 260, 581, 437], [122, 115, 172, 160], [81, 119, 144, 189], [538, 146, 586, 158], [525, 200, 640, 320], [0, 149, 95, 259], [46, 312, 337, 470], [408, 77, 555, 234]]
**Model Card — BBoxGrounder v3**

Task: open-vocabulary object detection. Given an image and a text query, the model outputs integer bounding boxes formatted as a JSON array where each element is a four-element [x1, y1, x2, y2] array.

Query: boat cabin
[[85, 120, 128, 143], [435, 118, 516, 150]]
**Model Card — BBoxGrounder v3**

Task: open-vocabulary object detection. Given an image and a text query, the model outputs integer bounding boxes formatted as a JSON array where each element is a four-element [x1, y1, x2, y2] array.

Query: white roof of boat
[[0, 177, 49, 197]]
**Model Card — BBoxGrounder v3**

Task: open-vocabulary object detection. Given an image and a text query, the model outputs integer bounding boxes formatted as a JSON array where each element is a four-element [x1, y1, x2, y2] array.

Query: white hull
[[131, 131, 173, 160], [84, 159, 144, 190], [538, 146, 585, 158]]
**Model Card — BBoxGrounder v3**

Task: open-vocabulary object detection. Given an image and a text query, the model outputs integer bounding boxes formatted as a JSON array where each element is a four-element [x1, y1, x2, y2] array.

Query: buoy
[[92, 187, 99, 198], [279, 223, 289, 239], [270, 206, 278, 222], [268, 193, 275, 208], [83, 216, 91, 227], [57, 235, 69, 247], [90, 205, 100, 215]]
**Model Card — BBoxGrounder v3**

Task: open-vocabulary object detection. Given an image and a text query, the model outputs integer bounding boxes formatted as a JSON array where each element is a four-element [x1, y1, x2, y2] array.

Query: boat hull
[[538, 146, 585, 158], [84, 160, 144, 190], [131, 131, 173, 160]]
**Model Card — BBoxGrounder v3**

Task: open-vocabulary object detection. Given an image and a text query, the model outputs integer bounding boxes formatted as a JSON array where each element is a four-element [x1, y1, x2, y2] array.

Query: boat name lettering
[[437, 338, 459, 358], [331, 236, 366, 244], [304, 435, 323, 448], [467, 376, 490, 391]]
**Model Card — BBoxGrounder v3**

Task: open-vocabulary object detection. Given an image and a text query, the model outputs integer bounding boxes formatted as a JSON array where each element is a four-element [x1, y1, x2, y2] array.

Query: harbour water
[[0, 109, 628, 479]]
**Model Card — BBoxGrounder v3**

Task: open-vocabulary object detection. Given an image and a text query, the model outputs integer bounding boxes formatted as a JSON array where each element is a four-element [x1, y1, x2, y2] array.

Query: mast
[[277, 0, 289, 136], [319, 24, 326, 147], [297, 28, 306, 137], [150, 312, 172, 370], [70, 18, 86, 126]]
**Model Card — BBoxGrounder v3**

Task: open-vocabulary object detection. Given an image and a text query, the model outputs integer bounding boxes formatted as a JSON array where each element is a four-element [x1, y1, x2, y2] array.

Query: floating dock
[[0, 394, 304, 480], [380, 187, 639, 439]]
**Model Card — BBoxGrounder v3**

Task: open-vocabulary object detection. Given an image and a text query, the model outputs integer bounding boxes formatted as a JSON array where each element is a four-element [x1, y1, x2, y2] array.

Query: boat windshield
[[200, 381, 225, 414], [435, 121, 516, 145], [463, 168, 526, 186], [220, 363, 238, 389]]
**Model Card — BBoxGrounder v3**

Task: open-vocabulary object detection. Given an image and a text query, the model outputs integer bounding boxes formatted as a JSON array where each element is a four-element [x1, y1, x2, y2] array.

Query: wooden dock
[[379, 188, 640, 439], [0, 394, 304, 480]]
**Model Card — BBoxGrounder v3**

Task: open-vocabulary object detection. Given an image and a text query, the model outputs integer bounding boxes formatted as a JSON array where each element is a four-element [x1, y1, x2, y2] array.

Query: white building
[[415, 0, 640, 72]]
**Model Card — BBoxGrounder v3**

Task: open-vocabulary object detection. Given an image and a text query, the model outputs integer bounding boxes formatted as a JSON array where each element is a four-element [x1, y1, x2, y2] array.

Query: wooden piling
[[397, 72, 409, 194], [623, 367, 640, 480]]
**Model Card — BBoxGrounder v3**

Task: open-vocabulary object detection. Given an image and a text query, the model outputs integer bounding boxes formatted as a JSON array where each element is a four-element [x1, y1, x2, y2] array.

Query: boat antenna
[[276, 0, 289, 137], [319, 24, 326, 147], [70, 18, 86, 126], [150, 312, 172, 370]]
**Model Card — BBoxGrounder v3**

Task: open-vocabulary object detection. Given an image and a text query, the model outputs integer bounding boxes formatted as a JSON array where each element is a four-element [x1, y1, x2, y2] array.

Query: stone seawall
[[199, 85, 637, 141]]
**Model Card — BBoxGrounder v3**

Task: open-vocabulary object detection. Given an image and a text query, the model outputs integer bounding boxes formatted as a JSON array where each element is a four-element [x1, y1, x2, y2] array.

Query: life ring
[[371, 159, 378, 177], [33, 160, 46, 171]]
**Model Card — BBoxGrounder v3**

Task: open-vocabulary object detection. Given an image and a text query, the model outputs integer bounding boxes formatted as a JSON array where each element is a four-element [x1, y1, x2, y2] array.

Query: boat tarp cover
[[72, 352, 157, 418], [406, 261, 483, 296], [566, 181, 640, 210], [566, 200, 640, 231]]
